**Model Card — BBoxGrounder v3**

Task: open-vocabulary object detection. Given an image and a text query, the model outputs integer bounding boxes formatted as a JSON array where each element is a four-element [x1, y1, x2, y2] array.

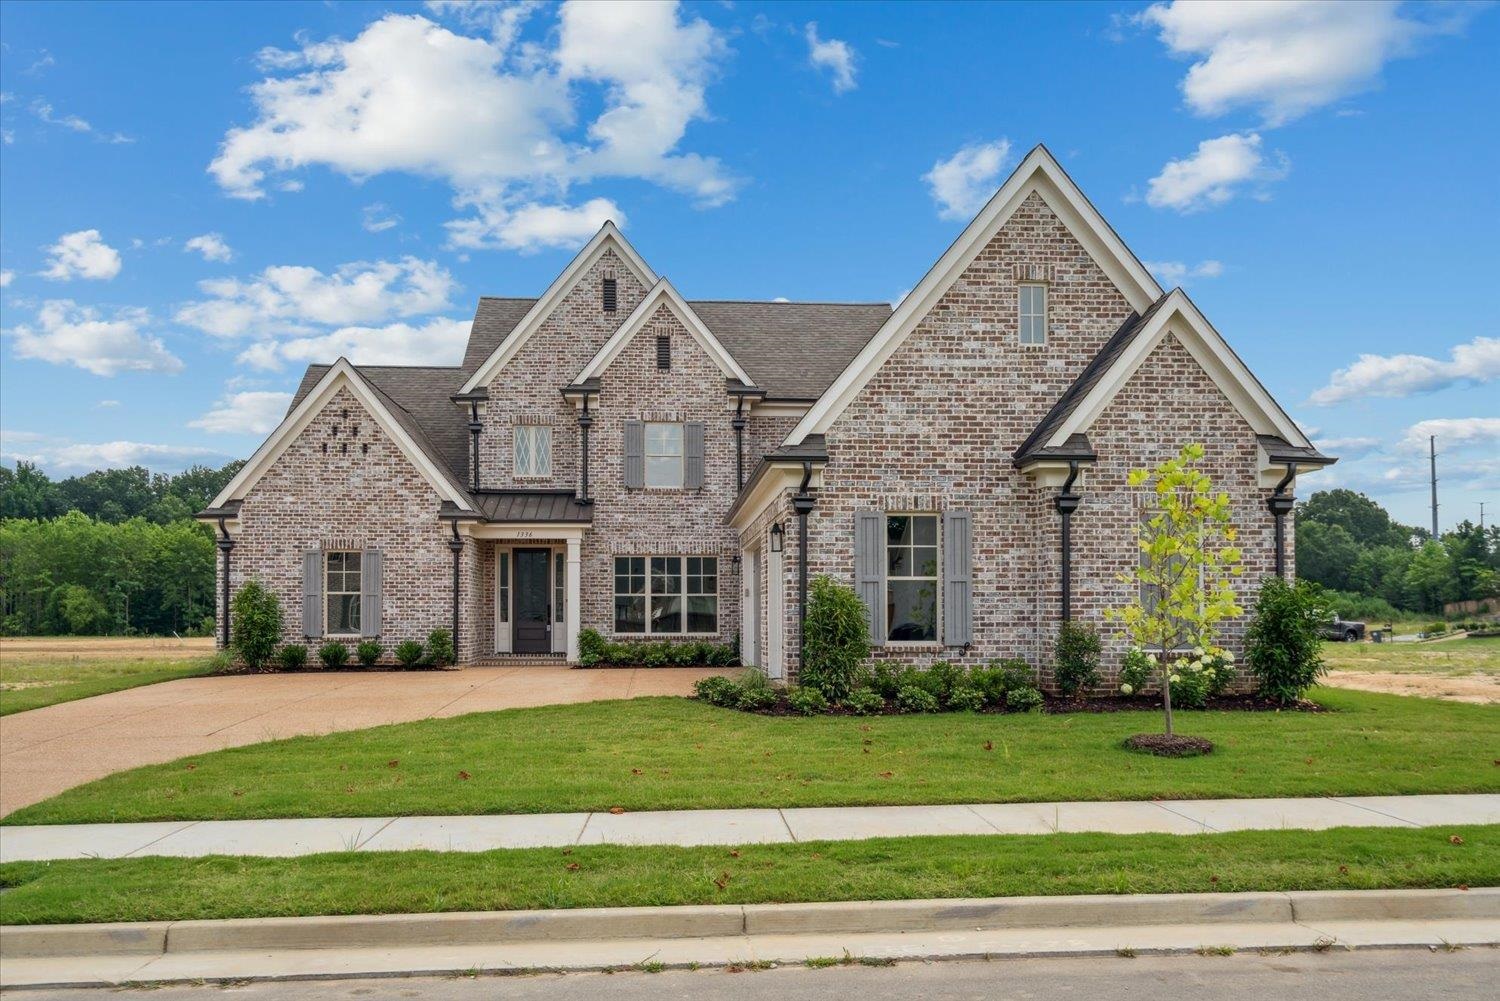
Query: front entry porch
[[466, 523, 585, 664]]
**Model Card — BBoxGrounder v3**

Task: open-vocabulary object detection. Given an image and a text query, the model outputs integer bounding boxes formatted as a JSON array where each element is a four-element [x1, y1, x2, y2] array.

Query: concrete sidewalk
[[3, 794, 1495, 862]]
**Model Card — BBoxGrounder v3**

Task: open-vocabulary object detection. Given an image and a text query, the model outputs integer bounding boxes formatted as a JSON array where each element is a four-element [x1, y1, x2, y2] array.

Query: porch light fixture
[[770, 522, 784, 553]]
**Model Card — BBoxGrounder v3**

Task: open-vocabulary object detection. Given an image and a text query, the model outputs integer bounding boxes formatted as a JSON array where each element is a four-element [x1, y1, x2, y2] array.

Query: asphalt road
[[10, 948, 1497, 1000]]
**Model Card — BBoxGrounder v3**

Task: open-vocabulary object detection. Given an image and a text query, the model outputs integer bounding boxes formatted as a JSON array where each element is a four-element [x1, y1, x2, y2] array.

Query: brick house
[[200, 146, 1333, 688]]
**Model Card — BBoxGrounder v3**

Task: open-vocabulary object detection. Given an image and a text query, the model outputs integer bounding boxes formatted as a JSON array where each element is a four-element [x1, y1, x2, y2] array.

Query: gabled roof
[[458, 221, 656, 394], [788, 144, 1165, 444], [572, 278, 756, 387], [208, 359, 476, 512]]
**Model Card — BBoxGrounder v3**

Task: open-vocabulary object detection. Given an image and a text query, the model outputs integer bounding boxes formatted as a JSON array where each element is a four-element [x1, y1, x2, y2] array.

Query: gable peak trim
[[572, 277, 756, 387]]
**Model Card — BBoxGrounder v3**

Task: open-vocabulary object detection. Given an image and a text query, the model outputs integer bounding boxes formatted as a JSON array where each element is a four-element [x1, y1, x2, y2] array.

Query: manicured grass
[[1322, 636, 1499, 677], [0, 825, 1490, 925], [0, 638, 215, 716], [7, 688, 1496, 825]]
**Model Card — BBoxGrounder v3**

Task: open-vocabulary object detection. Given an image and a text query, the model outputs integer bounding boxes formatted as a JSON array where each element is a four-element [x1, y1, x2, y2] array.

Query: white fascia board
[[1048, 290, 1310, 449], [726, 463, 824, 534], [208, 358, 475, 511], [787, 145, 1163, 445], [573, 278, 757, 387], [457, 222, 656, 394]]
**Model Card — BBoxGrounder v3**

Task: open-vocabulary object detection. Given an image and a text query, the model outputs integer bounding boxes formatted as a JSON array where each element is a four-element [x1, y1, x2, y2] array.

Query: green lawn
[[1, 824, 1491, 925], [1322, 635, 1499, 677], [8, 688, 1496, 826], [0, 640, 214, 716]]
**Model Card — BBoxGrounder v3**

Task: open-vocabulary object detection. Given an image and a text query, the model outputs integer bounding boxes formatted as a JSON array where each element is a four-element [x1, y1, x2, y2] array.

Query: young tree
[[1108, 443, 1243, 737]]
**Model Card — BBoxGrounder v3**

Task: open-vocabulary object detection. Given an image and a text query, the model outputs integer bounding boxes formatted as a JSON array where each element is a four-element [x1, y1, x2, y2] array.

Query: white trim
[[788, 146, 1162, 444], [726, 463, 825, 534], [572, 278, 756, 387], [742, 544, 761, 669], [208, 358, 474, 511], [1046, 289, 1310, 450], [468, 523, 588, 540], [742, 400, 811, 418], [458, 222, 657, 394], [766, 545, 785, 680]]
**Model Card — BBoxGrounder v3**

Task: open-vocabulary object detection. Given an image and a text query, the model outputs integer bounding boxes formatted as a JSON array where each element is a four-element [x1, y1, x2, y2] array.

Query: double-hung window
[[644, 423, 684, 487], [514, 425, 552, 478], [613, 555, 718, 635], [886, 515, 938, 642], [1019, 283, 1047, 346], [325, 551, 362, 636]]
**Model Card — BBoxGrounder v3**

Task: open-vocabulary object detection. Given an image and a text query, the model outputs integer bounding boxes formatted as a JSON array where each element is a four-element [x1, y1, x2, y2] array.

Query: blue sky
[[1, 1, 1496, 530]]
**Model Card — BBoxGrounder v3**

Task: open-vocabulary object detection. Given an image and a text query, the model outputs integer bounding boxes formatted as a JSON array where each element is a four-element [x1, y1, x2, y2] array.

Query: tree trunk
[[1160, 645, 1174, 736]]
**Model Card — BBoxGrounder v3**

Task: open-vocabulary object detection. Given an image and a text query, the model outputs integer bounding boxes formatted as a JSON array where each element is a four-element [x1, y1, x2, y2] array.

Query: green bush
[[787, 686, 829, 715], [207, 650, 235, 674], [735, 675, 778, 711], [277, 644, 307, 671], [921, 660, 966, 703], [1162, 649, 1234, 709], [968, 658, 1032, 708], [395, 639, 425, 668], [356, 639, 383, 668], [895, 685, 939, 714], [1005, 685, 1044, 713], [843, 688, 885, 715], [426, 628, 455, 667], [641, 641, 671, 668], [230, 581, 282, 671], [800, 576, 871, 700], [1053, 621, 1102, 697], [1323, 589, 1401, 623], [317, 641, 349, 669], [578, 628, 608, 667], [1425, 621, 1447, 635], [693, 675, 740, 708], [1118, 647, 1152, 697], [1246, 576, 1328, 704], [866, 661, 903, 699], [947, 684, 984, 712]]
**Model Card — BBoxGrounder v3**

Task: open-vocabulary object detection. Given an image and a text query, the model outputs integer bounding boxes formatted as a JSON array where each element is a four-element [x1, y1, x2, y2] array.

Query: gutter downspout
[[467, 402, 483, 493], [1267, 462, 1298, 578], [448, 521, 464, 656], [732, 396, 747, 491], [577, 392, 593, 504], [216, 517, 234, 649], [1054, 461, 1081, 622], [791, 461, 816, 668]]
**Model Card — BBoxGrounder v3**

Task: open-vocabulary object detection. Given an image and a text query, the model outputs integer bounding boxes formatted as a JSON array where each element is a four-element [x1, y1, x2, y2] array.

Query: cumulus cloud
[[184, 233, 234, 262], [1142, 259, 1224, 284], [40, 229, 122, 280], [1311, 435, 1381, 458], [0, 435, 224, 474], [1137, 0, 1478, 126], [1309, 336, 1500, 406], [1396, 417, 1500, 454], [1145, 133, 1289, 212], [175, 257, 456, 339], [210, 5, 733, 252], [239, 317, 473, 370], [805, 22, 857, 93], [190, 390, 294, 434], [445, 196, 622, 252], [9, 300, 183, 376], [924, 138, 1013, 221]]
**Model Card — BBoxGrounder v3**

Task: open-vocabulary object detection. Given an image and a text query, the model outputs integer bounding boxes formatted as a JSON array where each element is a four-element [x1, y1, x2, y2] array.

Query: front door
[[513, 548, 551, 653]]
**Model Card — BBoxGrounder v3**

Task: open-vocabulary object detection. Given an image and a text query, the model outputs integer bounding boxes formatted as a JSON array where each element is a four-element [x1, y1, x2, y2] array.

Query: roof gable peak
[[573, 277, 756, 387]]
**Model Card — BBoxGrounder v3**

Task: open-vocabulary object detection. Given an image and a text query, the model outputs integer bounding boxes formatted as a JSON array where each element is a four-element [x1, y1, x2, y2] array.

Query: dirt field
[[1320, 670, 1499, 704], [0, 636, 215, 664]]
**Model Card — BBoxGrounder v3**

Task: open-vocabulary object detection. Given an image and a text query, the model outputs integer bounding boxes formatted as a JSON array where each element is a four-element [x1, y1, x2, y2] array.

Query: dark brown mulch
[[1122, 733, 1215, 757], [1043, 694, 1325, 714]]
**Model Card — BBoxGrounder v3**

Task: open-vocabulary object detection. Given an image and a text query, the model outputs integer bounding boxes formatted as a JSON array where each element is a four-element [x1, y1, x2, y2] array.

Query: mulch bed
[[1122, 733, 1215, 757]]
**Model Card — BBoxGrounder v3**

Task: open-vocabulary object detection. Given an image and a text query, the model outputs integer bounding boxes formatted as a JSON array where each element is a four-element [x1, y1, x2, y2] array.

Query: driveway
[[0, 667, 723, 817]]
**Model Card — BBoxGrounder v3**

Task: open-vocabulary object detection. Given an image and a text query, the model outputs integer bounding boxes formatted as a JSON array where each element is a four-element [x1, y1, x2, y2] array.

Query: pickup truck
[[1322, 616, 1366, 642]]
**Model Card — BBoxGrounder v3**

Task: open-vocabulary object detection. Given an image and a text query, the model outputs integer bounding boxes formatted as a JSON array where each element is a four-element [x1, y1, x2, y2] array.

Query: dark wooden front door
[[513, 548, 551, 653]]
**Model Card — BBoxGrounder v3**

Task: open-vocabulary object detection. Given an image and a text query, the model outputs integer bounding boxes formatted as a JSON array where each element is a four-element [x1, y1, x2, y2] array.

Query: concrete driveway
[[0, 667, 723, 817]]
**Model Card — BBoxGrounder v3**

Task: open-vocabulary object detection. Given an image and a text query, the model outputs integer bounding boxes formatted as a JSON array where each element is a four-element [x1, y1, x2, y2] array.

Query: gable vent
[[602, 277, 618, 313], [656, 335, 671, 371]]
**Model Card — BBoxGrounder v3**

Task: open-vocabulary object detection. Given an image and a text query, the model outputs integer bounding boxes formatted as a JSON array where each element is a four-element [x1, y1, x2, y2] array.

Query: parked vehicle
[[1322, 616, 1366, 642]]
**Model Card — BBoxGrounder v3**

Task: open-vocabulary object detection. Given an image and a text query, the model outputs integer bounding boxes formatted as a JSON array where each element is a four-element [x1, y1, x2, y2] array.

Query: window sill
[[884, 640, 941, 649]]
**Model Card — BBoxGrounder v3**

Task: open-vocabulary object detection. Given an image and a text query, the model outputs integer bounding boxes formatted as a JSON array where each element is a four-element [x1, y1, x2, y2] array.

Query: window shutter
[[684, 422, 705, 489], [854, 511, 886, 646], [302, 550, 322, 638], [361, 548, 382, 638], [942, 511, 972, 647], [623, 420, 645, 489]]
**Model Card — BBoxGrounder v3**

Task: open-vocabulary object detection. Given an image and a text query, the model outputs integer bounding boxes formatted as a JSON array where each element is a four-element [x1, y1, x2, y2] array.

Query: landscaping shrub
[[580, 634, 737, 667], [800, 576, 871, 700], [395, 640, 425, 668], [843, 688, 886, 716], [1005, 685, 1043, 713], [693, 675, 740, 708], [426, 628, 455, 667], [1118, 647, 1152, 697], [866, 661, 903, 699], [734, 670, 778, 712], [1246, 576, 1328, 704], [1054, 621, 1102, 697], [578, 628, 608, 667], [787, 686, 829, 716], [895, 685, 939, 714], [1425, 621, 1447, 636], [641, 641, 671, 668], [946, 684, 984, 713], [356, 639, 383, 668], [277, 644, 307, 671], [969, 658, 1032, 708], [1162, 649, 1234, 709], [207, 650, 235, 674], [920, 660, 966, 703], [230, 581, 282, 672], [317, 641, 349, 670]]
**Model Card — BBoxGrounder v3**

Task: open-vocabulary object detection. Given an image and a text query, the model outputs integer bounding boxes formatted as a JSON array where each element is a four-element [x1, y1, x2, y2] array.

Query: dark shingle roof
[[1257, 435, 1336, 466], [461, 297, 538, 372]]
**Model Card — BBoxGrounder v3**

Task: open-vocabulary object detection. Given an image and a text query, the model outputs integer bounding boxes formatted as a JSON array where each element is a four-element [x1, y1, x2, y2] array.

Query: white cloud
[[0, 269, 13, 287], [1309, 336, 1500, 406], [1397, 417, 1500, 454], [805, 22, 857, 93], [1145, 133, 1289, 212], [362, 203, 401, 233], [1138, 0, 1477, 126], [923, 138, 1013, 221], [1142, 259, 1224, 284], [175, 257, 456, 339], [9, 300, 184, 376], [210, 5, 733, 252], [30, 97, 132, 143], [40, 229, 122, 280], [445, 196, 622, 252], [1311, 435, 1380, 458], [0, 435, 224, 474], [95, 399, 120, 408], [424, 0, 541, 48], [184, 232, 234, 263], [239, 317, 473, 370], [190, 390, 294, 434]]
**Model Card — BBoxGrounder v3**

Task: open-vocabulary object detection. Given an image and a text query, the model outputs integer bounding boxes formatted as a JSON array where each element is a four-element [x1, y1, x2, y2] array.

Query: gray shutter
[[624, 420, 645, 489], [361, 548, 382, 638], [943, 511, 972, 647], [302, 550, 322, 638], [854, 511, 886, 647], [684, 422, 705, 489]]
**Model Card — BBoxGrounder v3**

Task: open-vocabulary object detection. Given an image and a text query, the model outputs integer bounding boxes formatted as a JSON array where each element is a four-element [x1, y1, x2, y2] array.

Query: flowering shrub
[[1119, 645, 1234, 708]]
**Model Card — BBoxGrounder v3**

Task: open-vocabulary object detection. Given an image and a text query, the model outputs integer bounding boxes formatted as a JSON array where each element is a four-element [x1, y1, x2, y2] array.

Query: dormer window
[[1019, 283, 1047, 346], [602, 277, 618, 313]]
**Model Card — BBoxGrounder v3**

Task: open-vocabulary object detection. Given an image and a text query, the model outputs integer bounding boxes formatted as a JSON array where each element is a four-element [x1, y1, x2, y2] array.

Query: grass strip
[[0, 825, 1491, 926], [0, 660, 213, 717]]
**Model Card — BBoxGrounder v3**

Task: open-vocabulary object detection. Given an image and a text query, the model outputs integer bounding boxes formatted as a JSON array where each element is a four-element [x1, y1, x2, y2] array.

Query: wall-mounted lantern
[[770, 522, 785, 553]]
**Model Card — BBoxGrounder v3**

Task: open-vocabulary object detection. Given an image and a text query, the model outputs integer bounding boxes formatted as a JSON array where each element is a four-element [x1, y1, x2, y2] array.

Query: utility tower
[[1429, 435, 1439, 537]]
